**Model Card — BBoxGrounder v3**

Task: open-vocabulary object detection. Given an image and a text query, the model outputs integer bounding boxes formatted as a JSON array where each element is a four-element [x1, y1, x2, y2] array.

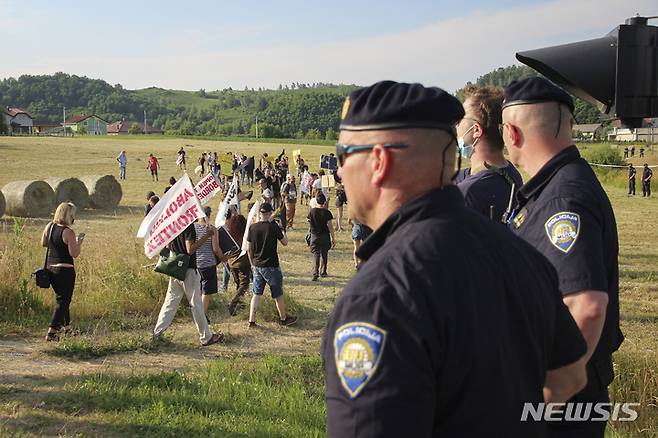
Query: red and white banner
[[194, 173, 221, 205], [137, 174, 205, 258]]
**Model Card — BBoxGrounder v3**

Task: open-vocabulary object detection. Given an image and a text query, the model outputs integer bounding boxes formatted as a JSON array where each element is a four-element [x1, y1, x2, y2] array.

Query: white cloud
[[7, 0, 656, 92]]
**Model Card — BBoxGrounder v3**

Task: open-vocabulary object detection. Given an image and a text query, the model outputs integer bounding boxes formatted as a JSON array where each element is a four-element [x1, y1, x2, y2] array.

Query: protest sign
[[321, 175, 335, 188], [215, 176, 240, 228], [292, 149, 301, 159], [194, 173, 221, 205], [137, 175, 205, 258], [300, 171, 313, 195]]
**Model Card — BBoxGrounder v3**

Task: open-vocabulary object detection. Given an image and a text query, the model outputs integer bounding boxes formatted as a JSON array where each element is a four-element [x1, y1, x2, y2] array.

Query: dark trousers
[[548, 389, 609, 438], [311, 234, 330, 276], [228, 255, 250, 306], [628, 178, 635, 195], [49, 267, 76, 330], [643, 181, 651, 196]]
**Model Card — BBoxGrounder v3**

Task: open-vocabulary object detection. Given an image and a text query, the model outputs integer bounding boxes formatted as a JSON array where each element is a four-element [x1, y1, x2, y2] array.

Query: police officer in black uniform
[[642, 163, 652, 197], [501, 77, 623, 438], [322, 81, 588, 438], [628, 163, 636, 195]]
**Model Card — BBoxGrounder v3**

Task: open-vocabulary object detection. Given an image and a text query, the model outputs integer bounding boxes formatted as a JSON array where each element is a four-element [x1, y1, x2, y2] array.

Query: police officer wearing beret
[[501, 77, 624, 438], [322, 80, 588, 437]]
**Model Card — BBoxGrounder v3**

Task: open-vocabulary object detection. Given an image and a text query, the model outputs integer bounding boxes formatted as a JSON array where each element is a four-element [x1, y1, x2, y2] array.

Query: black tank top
[[47, 224, 74, 266]]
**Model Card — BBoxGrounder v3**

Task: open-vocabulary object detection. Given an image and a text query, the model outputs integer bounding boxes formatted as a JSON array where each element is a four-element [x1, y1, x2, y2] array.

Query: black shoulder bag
[[33, 223, 54, 288]]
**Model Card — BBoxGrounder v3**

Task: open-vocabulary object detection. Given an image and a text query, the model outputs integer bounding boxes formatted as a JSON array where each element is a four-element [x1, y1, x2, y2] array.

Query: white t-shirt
[[312, 179, 329, 197]]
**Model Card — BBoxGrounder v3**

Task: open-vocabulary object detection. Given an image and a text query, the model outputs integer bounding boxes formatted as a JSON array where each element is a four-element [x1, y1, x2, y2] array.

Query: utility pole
[[255, 115, 259, 139], [63, 106, 66, 137], [144, 109, 147, 134]]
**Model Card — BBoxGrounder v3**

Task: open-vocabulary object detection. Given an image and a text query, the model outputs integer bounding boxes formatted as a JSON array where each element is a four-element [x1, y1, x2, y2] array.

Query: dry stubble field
[[0, 136, 656, 437]]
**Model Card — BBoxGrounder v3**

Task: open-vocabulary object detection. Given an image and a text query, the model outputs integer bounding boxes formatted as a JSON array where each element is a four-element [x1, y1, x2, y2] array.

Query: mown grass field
[[0, 136, 656, 437]]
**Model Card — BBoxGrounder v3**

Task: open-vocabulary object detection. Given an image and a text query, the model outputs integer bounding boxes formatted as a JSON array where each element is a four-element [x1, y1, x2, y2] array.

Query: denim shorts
[[198, 266, 218, 295], [252, 266, 283, 299]]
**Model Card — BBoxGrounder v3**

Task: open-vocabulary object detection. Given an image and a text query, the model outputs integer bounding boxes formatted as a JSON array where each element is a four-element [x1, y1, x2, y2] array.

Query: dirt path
[[0, 317, 325, 386]]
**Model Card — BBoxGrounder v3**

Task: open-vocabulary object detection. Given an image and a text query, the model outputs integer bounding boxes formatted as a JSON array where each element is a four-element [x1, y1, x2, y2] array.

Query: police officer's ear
[[370, 144, 393, 187], [502, 122, 522, 148]]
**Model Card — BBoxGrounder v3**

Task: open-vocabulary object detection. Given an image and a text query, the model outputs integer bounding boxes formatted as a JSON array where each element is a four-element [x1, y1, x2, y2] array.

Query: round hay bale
[[0, 191, 5, 218], [1, 180, 55, 217], [45, 177, 90, 208], [80, 175, 122, 209]]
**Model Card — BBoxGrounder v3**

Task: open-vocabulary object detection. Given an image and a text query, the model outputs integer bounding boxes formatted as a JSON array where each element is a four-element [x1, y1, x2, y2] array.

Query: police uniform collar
[[517, 145, 581, 203], [356, 185, 464, 261]]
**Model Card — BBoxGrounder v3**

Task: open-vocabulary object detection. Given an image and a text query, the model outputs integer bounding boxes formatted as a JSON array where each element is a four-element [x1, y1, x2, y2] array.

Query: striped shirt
[[193, 223, 217, 269]]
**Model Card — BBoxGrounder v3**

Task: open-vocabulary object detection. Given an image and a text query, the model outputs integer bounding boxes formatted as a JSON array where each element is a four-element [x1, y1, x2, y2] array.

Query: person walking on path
[[153, 222, 224, 346], [308, 192, 335, 281], [281, 174, 298, 230], [41, 202, 85, 341], [246, 203, 297, 327], [194, 207, 228, 322]]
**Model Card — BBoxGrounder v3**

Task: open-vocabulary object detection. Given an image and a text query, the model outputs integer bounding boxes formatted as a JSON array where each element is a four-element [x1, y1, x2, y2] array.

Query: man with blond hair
[[455, 85, 522, 221]]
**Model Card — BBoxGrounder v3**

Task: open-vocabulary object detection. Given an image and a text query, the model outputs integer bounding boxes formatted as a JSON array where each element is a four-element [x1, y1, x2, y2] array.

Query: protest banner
[[300, 170, 313, 195], [215, 176, 239, 228], [194, 173, 221, 205], [137, 174, 205, 258]]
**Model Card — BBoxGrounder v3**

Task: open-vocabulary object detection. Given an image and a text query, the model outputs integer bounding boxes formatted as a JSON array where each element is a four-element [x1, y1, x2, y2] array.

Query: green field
[[0, 136, 656, 437]]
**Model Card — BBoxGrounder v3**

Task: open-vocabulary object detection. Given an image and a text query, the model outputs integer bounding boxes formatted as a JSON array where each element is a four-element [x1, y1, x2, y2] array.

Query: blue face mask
[[457, 124, 478, 159]]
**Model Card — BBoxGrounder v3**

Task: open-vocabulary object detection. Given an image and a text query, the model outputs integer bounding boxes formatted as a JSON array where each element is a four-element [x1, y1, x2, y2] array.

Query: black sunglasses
[[335, 143, 409, 166]]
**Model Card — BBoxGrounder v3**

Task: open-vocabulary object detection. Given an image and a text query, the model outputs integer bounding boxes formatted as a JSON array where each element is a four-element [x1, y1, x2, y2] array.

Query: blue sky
[[1, 0, 655, 92]]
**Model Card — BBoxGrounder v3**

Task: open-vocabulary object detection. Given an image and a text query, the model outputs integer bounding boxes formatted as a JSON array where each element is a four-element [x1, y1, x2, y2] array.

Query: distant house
[[3, 107, 34, 134], [607, 118, 658, 142], [33, 120, 62, 134], [572, 123, 602, 140], [64, 114, 108, 135], [107, 119, 163, 135]]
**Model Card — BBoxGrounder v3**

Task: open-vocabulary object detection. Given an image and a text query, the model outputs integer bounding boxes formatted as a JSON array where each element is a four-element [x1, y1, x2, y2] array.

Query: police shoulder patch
[[334, 322, 387, 399], [544, 211, 580, 253]]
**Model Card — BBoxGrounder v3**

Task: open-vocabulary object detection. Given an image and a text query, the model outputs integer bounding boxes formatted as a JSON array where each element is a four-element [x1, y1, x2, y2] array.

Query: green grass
[[2, 355, 326, 438], [0, 137, 657, 437]]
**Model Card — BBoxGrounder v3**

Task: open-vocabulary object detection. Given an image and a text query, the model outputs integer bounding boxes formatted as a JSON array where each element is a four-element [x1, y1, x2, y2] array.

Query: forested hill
[[0, 73, 357, 139], [0, 68, 602, 138], [455, 65, 602, 124]]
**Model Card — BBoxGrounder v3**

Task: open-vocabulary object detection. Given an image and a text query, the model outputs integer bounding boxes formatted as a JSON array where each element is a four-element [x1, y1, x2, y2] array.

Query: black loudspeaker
[[516, 15, 658, 128]]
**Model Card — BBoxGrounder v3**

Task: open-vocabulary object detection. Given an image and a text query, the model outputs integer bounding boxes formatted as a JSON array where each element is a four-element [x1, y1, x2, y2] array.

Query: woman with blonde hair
[[40, 202, 85, 341]]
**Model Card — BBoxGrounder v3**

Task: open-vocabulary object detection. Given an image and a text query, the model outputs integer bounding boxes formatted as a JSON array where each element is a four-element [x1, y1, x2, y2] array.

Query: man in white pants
[[153, 223, 223, 346]]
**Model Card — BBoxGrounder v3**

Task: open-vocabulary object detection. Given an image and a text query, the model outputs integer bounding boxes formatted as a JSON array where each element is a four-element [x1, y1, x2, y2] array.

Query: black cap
[[339, 80, 464, 132], [259, 202, 274, 213], [502, 77, 574, 112]]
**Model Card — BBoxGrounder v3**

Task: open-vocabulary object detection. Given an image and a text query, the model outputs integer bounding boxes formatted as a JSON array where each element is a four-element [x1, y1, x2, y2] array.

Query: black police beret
[[339, 80, 464, 132], [502, 77, 574, 112]]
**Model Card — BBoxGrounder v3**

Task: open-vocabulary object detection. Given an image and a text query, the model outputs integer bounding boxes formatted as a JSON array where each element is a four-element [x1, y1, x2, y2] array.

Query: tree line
[[455, 65, 602, 124], [0, 68, 603, 138]]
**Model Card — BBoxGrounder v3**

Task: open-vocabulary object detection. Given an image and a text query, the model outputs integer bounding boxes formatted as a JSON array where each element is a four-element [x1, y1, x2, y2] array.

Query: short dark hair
[[169, 176, 177, 185], [463, 84, 504, 150], [316, 192, 326, 205], [146, 191, 156, 200]]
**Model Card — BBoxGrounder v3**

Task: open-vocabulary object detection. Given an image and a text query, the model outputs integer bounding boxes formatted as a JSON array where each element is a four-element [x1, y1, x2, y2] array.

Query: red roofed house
[[3, 107, 34, 134], [63, 114, 108, 135], [107, 119, 163, 135]]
